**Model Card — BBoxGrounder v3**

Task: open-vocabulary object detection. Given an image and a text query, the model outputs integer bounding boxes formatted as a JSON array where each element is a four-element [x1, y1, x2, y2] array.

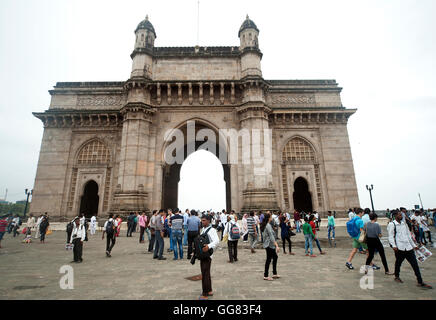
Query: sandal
[[394, 278, 403, 283], [263, 277, 274, 281], [385, 271, 395, 275], [272, 275, 281, 279], [417, 283, 433, 289]]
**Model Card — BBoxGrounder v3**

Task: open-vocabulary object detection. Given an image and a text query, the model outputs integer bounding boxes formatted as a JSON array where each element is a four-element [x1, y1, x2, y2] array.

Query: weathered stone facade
[[31, 16, 360, 218]]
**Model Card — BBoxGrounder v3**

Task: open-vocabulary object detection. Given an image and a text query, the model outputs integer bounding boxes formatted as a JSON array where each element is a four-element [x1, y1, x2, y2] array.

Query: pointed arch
[[160, 117, 229, 163]]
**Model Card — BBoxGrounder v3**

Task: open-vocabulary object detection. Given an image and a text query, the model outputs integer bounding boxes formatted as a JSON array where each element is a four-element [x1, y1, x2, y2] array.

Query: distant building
[[15, 200, 27, 205]]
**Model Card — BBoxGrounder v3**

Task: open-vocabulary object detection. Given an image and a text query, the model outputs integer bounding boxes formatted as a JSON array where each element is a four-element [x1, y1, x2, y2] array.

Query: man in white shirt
[[219, 210, 228, 240], [90, 215, 97, 235], [198, 214, 220, 300], [388, 210, 432, 289], [70, 217, 86, 263]]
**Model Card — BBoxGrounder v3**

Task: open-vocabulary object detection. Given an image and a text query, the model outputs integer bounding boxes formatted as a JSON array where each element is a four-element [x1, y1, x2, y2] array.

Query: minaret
[[238, 15, 262, 78], [237, 15, 279, 212], [112, 15, 156, 214], [130, 15, 156, 79]]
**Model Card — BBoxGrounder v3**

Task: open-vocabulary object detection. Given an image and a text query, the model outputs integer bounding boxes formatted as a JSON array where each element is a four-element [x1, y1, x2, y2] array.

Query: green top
[[328, 216, 335, 226], [302, 222, 314, 236]]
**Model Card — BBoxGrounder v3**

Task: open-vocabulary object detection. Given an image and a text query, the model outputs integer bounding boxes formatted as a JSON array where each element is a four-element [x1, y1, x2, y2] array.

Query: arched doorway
[[80, 180, 99, 218], [178, 150, 226, 212], [293, 177, 312, 213], [161, 120, 231, 212]]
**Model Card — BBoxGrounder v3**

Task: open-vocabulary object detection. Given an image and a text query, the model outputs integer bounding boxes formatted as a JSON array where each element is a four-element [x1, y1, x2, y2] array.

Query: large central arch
[[161, 119, 231, 212]]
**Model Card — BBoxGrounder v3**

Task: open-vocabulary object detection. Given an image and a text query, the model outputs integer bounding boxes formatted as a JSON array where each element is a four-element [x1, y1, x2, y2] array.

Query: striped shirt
[[247, 216, 256, 234]]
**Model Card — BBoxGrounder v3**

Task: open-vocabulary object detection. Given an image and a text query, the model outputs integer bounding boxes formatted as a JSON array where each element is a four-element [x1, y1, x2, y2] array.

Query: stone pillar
[[112, 80, 155, 213], [238, 81, 279, 212]]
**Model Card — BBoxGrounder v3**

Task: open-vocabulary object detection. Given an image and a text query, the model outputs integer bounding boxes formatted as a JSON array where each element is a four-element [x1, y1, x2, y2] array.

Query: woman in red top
[[309, 215, 326, 255]]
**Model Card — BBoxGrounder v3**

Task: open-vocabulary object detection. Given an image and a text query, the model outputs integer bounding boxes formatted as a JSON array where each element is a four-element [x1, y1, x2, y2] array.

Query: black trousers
[[264, 247, 278, 277], [426, 231, 432, 243], [394, 249, 423, 284], [227, 240, 238, 262], [148, 229, 155, 252], [106, 233, 116, 253], [72, 238, 83, 262], [139, 226, 145, 242], [200, 257, 212, 296], [366, 237, 389, 272], [282, 236, 292, 253], [187, 231, 198, 258]]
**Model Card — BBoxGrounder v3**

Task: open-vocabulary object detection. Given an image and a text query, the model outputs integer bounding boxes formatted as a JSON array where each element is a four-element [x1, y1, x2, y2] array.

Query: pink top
[[139, 215, 147, 227]]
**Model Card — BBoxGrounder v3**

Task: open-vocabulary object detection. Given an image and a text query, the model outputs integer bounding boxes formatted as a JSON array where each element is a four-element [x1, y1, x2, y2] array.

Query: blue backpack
[[346, 217, 360, 238]]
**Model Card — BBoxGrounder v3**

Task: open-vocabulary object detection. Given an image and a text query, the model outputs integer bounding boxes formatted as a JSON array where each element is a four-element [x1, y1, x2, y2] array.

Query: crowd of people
[[0, 206, 434, 298]]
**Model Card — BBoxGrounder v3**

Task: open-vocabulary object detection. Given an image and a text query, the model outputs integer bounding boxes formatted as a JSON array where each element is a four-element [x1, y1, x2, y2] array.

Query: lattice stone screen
[[282, 137, 315, 162], [77, 140, 110, 164]]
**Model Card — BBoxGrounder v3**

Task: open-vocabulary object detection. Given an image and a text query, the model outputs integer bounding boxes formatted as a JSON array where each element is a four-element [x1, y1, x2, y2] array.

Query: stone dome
[[238, 15, 259, 37], [135, 15, 156, 38]]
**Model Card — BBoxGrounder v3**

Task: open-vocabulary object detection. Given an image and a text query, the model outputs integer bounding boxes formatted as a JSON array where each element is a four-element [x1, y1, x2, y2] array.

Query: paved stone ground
[[0, 226, 435, 300]]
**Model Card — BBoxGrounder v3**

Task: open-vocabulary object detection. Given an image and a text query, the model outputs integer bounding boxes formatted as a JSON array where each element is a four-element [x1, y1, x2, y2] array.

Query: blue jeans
[[145, 228, 151, 241], [183, 225, 188, 246], [171, 229, 183, 259], [328, 225, 335, 239], [418, 228, 424, 243], [154, 230, 164, 258], [168, 228, 173, 250], [314, 237, 323, 253], [304, 234, 313, 255], [295, 220, 301, 233]]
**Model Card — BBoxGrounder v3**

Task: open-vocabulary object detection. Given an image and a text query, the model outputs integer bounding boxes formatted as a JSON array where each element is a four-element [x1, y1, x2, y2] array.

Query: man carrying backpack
[[345, 208, 369, 270], [102, 213, 118, 257], [196, 214, 219, 300], [223, 215, 240, 263]]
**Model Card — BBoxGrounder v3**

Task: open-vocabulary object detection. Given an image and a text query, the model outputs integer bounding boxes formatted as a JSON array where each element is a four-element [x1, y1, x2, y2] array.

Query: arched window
[[77, 140, 110, 165], [282, 137, 315, 163]]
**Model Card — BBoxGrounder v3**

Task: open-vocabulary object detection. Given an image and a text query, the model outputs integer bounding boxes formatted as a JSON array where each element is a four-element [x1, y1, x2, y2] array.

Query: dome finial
[[145, 15, 149, 21], [246, 14, 249, 20]]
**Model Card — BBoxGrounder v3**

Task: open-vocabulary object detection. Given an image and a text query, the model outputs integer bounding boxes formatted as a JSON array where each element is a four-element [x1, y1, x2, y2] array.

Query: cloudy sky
[[0, 0, 435, 211]]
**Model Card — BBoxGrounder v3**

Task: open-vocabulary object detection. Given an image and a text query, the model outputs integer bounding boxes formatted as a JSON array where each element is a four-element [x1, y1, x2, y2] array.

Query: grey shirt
[[366, 222, 381, 239], [262, 223, 276, 249], [155, 215, 164, 231]]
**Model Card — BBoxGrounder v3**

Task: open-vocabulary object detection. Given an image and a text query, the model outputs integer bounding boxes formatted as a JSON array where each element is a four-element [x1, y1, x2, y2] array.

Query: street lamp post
[[23, 189, 33, 218], [366, 185, 375, 213]]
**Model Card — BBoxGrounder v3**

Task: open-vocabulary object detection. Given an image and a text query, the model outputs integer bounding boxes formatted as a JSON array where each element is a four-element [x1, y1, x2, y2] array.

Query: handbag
[[358, 226, 367, 243], [46, 228, 52, 235], [65, 243, 74, 250]]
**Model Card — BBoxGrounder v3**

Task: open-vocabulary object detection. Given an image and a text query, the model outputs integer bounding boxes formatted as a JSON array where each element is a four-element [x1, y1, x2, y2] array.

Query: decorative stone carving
[[77, 95, 124, 107], [270, 94, 315, 105]]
